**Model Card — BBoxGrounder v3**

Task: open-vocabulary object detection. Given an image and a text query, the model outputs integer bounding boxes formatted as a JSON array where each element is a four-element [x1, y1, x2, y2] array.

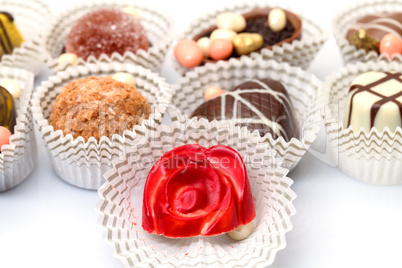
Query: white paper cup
[[0, 0, 50, 75], [32, 62, 173, 190], [97, 117, 296, 267], [43, 0, 174, 73], [0, 66, 36, 192], [333, 0, 402, 65], [172, 1, 327, 74], [322, 60, 402, 185], [170, 57, 322, 170]]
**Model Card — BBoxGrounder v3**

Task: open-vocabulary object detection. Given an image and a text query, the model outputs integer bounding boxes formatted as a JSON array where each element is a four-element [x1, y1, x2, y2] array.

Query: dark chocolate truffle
[[49, 76, 151, 142], [65, 9, 149, 60], [191, 79, 299, 141]]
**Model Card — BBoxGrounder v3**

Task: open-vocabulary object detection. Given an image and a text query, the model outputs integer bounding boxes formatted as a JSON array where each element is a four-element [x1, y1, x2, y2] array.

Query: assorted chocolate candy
[[191, 79, 299, 142], [343, 71, 402, 133], [347, 12, 402, 56], [49, 75, 151, 142], [142, 144, 256, 239], [175, 8, 302, 68], [0, 11, 24, 59]]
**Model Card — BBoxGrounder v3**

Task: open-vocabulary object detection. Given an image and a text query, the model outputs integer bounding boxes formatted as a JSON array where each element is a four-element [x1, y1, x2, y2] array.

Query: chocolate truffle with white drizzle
[[191, 79, 299, 142]]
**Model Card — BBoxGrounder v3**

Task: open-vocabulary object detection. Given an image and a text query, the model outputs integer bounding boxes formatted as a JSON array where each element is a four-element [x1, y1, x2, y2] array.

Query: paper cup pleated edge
[[172, 0, 328, 75], [332, 0, 402, 65], [43, 0, 174, 73], [0, 66, 36, 192], [322, 60, 402, 185], [170, 57, 322, 171], [31, 62, 173, 190], [0, 0, 50, 75], [96, 118, 296, 268]]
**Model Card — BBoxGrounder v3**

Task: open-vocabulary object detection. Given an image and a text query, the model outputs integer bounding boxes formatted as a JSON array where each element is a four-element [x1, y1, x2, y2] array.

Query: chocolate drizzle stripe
[[349, 17, 402, 38], [221, 89, 289, 141], [347, 72, 402, 129], [251, 79, 295, 126], [0, 18, 12, 54]]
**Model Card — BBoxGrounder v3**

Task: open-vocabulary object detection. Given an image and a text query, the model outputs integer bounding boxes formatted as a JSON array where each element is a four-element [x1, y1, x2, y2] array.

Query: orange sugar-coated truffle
[[65, 9, 149, 60], [49, 76, 151, 142]]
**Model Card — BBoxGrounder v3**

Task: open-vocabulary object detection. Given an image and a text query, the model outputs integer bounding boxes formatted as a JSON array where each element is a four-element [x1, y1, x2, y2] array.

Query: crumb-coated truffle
[[65, 9, 149, 60], [49, 76, 151, 141]]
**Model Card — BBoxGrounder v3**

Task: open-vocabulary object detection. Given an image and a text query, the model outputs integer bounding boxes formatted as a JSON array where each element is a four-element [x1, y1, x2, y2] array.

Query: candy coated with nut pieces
[[174, 39, 204, 68]]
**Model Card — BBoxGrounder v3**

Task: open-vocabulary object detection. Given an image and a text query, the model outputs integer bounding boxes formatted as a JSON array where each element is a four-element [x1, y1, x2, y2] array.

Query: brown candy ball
[[65, 9, 149, 60], [49, 76, 151, 142]]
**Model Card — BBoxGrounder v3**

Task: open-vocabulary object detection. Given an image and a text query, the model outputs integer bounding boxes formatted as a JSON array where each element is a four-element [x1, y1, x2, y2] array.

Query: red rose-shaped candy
[[142, 144, 256, 238]]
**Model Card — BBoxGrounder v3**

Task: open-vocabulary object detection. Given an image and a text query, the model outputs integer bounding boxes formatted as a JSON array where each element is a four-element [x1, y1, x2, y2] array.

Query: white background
[[1, 0, 402, 267]]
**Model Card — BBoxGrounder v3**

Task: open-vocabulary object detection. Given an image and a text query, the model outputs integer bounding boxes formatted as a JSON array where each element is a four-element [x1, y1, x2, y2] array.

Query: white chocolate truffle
[[0, 79, 21, 99], [216, 12, 246, 32], [268, 8, 287, 32], [343, 71, 402, 132], [58, 53, 77, 66], [227, 221, 254, 240], [111, 72, 136, 87]]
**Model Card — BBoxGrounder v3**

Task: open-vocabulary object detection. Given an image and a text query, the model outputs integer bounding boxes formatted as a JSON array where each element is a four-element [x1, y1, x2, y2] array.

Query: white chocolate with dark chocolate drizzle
[[343, 71, 402, 132]]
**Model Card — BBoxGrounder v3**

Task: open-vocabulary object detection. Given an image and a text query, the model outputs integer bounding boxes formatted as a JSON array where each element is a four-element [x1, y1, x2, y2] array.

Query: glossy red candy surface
[[142, 144, 256, 238]]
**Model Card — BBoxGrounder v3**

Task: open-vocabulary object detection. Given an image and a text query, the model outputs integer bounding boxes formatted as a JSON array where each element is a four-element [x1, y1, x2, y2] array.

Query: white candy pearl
[[112, 72, 136, 87], [123, 7, 140, 18], [0, 79, 21, 99], [58, 53, 77, 66], [197, 37, 211, 58], [216, 12, 246, 32], [268, 8, 287, 32], [210, 29, 237, 41], [227, 221, 254, 240]]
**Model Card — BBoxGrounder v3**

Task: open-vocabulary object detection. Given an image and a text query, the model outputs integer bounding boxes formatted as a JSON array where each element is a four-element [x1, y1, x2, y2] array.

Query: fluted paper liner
[[0, 0, 50, 75], [97, 117, 296, 268], [32, 62, 173, 190], [170, 58, 322, 170], [0, 66, 36, 192], [333, 0, 402, 65], [322, 61, 402, 185], [172, 0, 327, 74], [43, 0, 173, 73]]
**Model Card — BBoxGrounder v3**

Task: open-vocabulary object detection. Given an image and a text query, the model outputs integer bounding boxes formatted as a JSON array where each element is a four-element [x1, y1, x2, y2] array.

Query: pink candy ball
[[204, 86, 225, 101], [379, 33, 402, 57], [174, 39, 204, 68], [208, 39, 233, 61], [0, 126, 11, 150]]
